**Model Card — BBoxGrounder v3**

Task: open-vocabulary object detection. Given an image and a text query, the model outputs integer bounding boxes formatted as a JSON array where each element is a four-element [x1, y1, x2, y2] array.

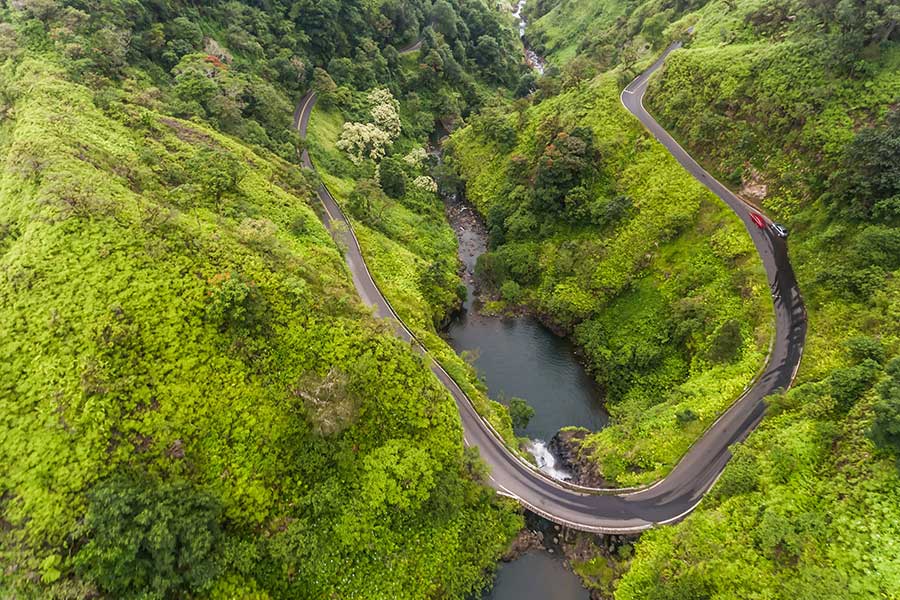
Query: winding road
[[294, 40, 807, 533]]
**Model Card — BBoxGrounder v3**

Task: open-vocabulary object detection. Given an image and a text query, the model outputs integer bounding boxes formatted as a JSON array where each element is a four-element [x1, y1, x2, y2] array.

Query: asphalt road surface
[[294, 41, 807, 533]]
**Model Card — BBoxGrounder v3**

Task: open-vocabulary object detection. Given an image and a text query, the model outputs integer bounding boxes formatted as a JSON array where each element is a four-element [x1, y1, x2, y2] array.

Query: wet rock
[[548, 428, 610, 487], [502, 528, 544, 561]]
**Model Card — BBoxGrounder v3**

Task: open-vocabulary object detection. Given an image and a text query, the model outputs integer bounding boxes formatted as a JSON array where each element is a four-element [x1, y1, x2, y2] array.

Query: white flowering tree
[[403, 147, 428, 168], [336, 88, 402, 165], [412, 175, 437, 193], [336, 122, 393, 165], [368, 88, 401, 139]]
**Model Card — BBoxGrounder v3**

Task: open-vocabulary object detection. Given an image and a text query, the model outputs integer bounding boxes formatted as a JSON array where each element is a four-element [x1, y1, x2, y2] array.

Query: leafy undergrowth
[[448, 71, 772, 485], [618, 380, 900, 598], [0, 55, 521, 599], [306, 101, 517, 445], [610, 0, 900, 594]]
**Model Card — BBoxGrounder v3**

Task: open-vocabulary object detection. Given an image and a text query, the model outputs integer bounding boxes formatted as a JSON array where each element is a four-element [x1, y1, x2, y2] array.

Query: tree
[[641, 13, 669, 46], [675, 408, 699, 425], [378, 156, 407, 198], [312, 67, 338, 106], [9, 0, 58, 21], [188, 149, 246, 211], [75, 474, 222, 600], [164, 17, 203, 66], [532, 127, 600, 215], [348, 179, 390, 224], [847, 336, 886, 365], [831, 110, 900, 222], [829, 359, 880, 411], [474, 35, 501, 71], [509, 397, 535, 431], [709, 319, 743, 363], [432, 1, 458, 39], [869, 358, 900, 456], [336, 89, 401, 164], [500, 280, 522, 303]]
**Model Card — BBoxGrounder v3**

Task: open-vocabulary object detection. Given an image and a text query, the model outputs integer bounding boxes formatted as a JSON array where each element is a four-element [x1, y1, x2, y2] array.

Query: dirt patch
[[739, 167, 768, 203], [160, 117, 215, 147]]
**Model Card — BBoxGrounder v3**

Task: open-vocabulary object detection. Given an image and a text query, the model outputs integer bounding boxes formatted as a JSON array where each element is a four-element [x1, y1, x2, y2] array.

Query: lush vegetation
[[448, 70, 772, 485], [306, 69, 520, 445], [618, 0, 900, 594], [5, 0, 900, 596], [445, 0, 900, 594], [0, 2, 526, 598], [496, 0, 900, 596]]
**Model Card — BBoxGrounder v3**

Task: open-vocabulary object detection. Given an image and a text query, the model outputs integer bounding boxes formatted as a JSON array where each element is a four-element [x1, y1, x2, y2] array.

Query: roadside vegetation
[[0, 2, 524, 598], [303, 0, 528, 444], [3, 0, 899, 597], [496, 0, 900, 595], [447, 70, 772, 485]]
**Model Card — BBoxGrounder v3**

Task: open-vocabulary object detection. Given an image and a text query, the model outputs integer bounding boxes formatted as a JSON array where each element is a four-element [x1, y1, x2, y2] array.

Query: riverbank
[[484, 512, 636, 599], [441, 190, 609, 447]]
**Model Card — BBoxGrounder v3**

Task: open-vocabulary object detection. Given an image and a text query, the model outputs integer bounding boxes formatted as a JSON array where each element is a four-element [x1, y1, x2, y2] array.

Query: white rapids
[[527, 439, 572, 481]]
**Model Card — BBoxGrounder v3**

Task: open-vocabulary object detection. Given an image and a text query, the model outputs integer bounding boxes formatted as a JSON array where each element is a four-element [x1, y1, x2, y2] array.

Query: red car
[[749, 212, 766, 228]]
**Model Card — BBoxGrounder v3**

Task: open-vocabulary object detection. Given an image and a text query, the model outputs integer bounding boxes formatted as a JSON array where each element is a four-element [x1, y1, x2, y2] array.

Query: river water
[[482, 552, 589, 600], [449, 4, 593, 597], [512, 0, 546, 74], [443, 198, 608, 447]]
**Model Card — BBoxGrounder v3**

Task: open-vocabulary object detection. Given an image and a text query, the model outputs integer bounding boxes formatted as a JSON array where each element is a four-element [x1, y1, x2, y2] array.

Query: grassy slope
[[528, 0, 631, 64], [449, 72, 772, 485], [0, 55, 520, 599], [575, 0, 900, 596], [305, 100, 518, 444]]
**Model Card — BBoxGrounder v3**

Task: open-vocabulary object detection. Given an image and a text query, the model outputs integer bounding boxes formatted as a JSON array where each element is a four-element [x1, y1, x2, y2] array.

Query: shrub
[[508, 397, 535, 431], [709, 319, 743, 363], [829, 359, 881, 411], [675, 408, 699, 425], [711, 446, 759, 500], [187, 149, 246, 211], [75, 474, 222, 600], [500, 280, 522, 303], [378, 156, 407, 198], [205, 271, 264, 333], [869, 357, 900, 456], [846, 336, 886, 365]]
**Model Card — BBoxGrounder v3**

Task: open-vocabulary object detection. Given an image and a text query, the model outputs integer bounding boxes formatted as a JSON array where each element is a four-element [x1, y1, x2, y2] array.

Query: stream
[[482, 552, 588, 600], [448, 5, 593, 597], [443, 197, 608, 452], [512, 0, 546, 74], [443, 191, 599, 600]]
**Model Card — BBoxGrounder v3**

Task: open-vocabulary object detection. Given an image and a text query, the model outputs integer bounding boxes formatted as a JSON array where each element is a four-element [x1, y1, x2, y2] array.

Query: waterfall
[[512, 0, 546, 75], [527, 440, 572, 481]]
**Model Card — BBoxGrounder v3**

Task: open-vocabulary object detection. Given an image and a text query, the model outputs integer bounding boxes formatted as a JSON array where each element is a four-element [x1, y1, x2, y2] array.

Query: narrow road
[[294, 41, 806, 533]]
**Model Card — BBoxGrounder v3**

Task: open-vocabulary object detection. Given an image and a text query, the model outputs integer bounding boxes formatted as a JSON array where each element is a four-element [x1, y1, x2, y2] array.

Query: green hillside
[[2, 0, 899, 597], [0, 3, 522, 598], [620, 0, 900, 595], [497, 0, 900, 595], [447, 70, 772, 485]]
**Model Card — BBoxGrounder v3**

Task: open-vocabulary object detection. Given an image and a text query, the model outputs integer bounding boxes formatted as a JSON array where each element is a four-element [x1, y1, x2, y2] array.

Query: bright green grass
[[306, 102, 518, 444], [0, 55, 520, 599]]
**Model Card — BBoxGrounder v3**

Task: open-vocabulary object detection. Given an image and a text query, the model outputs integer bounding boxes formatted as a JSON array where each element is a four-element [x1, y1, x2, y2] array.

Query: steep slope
[[502, 0, 900, 595], [616, 0, 900, 595], [448, 70, 773, 486], [0, 8, 521, 600]]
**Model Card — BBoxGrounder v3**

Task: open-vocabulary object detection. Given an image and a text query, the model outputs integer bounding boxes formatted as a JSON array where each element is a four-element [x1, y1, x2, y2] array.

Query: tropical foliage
[[0, 2, 524, 598]]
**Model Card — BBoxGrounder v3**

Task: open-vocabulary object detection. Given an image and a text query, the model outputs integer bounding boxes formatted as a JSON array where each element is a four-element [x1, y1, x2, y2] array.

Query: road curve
[[294, 42, 806, 533], [396, 39, 423, 54]]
